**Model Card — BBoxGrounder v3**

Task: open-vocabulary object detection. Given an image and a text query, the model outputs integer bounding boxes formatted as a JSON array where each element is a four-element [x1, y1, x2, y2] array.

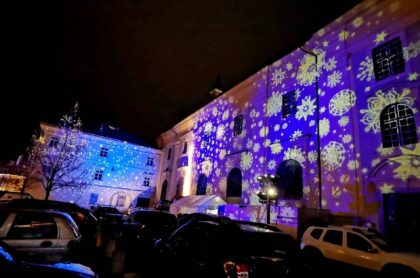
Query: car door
[[344, 231, 382, 271], [320, 229, 346, 262], [3, 212, 59, 262]]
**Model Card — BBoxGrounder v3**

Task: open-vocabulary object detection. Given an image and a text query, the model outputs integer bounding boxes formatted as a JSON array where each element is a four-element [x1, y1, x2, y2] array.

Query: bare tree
[[27, 103, 90, 200]]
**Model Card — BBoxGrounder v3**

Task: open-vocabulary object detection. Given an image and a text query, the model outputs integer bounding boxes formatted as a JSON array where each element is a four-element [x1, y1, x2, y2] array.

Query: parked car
[[153, 217, 303, 277], [154, 200, 171, 211], [0, 240, 97, 277], [301, 225, 420, 276], [0, 199, 98, 249], [0, 191, 32, 201], [0, 208, 81, 263], [125, 209, 178, 244], [91, 205, 124, 225]]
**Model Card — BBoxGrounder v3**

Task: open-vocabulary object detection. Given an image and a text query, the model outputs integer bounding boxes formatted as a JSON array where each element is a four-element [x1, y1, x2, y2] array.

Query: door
[[344, 231, 382, 271], [383, 193, 420, 253], [4, 212, 59, 262]]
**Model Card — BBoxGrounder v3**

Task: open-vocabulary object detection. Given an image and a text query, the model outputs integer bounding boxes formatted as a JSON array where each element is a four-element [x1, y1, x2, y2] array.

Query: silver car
[[0, 208, 81, 263]]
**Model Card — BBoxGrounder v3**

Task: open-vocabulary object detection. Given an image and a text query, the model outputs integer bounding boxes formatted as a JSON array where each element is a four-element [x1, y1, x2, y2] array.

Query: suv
[[301, 225, 420, 276]]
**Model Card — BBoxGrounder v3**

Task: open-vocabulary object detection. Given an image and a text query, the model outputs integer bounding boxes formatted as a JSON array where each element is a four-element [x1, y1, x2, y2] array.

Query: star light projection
[[180, 1, 419, 224]]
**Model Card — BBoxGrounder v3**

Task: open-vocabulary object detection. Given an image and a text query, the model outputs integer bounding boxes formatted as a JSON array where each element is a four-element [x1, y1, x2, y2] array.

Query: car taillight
[[223, 261, 249, 278]]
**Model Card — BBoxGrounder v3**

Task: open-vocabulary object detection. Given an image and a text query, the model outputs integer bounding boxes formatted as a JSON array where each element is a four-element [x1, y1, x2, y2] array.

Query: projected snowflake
[[329, 89, 356, 116], [356, 56, 374, 81], [321, 141, 346, 170], [360, 88, 415, 133], [266, 92, 283, 117], [296, 96, 316, 121]]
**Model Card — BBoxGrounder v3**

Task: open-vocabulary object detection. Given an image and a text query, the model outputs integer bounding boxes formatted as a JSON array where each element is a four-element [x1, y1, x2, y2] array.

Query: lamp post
[[257, 174, 278, 224]]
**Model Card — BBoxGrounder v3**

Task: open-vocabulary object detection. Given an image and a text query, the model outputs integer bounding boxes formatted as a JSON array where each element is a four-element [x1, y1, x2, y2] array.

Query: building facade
[[40, 123, 162, 211], [158, 0, 420, 241]]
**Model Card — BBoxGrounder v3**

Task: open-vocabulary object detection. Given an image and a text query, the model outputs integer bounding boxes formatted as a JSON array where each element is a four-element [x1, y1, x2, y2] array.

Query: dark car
[[91, 205, 124, 225], [154, 200, 171, 211], [122, 209, 178, 274], [0, 240, 97, 278], [154, 217, 304, 278]]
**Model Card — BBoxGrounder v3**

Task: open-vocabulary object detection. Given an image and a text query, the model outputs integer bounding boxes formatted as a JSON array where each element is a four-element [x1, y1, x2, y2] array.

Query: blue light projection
[[50, 133, 161, 210]]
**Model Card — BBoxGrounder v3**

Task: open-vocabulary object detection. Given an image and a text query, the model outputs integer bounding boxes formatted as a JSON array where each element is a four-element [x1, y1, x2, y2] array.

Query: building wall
[[158, 0, 420, 230], [40, 123, 162, 211]]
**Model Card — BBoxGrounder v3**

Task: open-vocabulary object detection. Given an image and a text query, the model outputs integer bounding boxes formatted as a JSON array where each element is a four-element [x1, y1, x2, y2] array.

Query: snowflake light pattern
[[296, 96, 316, 121], [327, 71, 342, 87], [360, 88, 415, 133], [357, 56, 374, 81], [271, 68, 286, 86], [297, 49, 326, 86], [266, 92, 282, 117], [284, 146, 305, 165], [321, 141, 346, 170], [240, 152, 253, 171], [319, 118, 330, 137], [329, 89, 357, 116]]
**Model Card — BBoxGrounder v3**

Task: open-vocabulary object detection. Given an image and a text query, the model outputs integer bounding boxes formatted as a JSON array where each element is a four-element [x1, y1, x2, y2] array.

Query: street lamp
[[257, 174, 278, 224]]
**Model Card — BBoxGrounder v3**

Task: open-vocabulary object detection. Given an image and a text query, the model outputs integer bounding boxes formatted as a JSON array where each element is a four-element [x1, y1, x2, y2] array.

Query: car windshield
[[355, 228, 401, 252]]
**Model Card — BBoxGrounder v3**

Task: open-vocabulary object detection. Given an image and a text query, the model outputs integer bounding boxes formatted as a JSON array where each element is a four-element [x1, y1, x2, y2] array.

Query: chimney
[[209, 74, 223, 98]]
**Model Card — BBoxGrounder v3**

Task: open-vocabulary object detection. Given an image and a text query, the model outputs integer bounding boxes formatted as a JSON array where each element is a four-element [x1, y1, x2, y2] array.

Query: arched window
[[196, 174, 207, 195], [227, 168, 242, 203], [160, 180, 168, 201], [234, 115, 243, 136], [276, 159, 303, 199], [380, 103, 417, 148]]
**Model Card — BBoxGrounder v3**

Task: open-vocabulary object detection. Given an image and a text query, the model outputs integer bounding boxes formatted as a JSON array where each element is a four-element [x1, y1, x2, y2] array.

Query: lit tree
[[27, 103, 90, 200]]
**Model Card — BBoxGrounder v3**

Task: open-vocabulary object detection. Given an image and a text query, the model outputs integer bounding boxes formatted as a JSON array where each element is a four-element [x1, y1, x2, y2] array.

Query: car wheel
[[302, 247, 324, 274], [382, 264, 418, 278]]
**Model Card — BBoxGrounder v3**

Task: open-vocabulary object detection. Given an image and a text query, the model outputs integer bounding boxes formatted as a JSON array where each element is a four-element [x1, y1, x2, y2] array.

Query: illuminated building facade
[[40, 123, 162, 211], [158, 0, 420, 239]]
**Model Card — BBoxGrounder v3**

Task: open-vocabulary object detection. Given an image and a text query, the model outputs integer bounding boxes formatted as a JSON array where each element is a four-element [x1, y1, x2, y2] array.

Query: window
[[8, 213, 57, 239], [373, 37, 405, 81], [167, 148, 172, 160], [234, 115, 243, 136], [276, 159, 303, 199], [380, 103, 417, 148], [48, 137, 59, 148], [282, 91, 297, 118], [323, 230, 343, 246], [311, 228, 324, 240], [143, 176, 151, 187], [94, 169, 104, 181], [182, 142, 188, 154], [347, 232, 373, 252], [227, 168, 242, 198], [160, 180, 168, 201], [89, 193, 98, 205], [146, 156, 154, 166], [177, 156, 188, 168], [99, 147, 109, 158], [116, 195, 126, 207], [196, 174, 207, 195], [0, 212, 9, 227]]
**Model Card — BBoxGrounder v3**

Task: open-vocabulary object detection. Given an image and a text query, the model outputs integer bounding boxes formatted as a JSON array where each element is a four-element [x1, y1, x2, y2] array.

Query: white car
[[300, 225, 420, 276], [0, 208, 81, 263]]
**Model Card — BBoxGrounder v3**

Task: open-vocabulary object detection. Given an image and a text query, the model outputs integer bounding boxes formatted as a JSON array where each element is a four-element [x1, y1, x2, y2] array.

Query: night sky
[[2, 0, 361, 161]]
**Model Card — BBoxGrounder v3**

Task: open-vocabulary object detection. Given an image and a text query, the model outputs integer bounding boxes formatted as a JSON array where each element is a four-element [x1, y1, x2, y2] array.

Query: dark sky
[[2, 0, 361, 161]]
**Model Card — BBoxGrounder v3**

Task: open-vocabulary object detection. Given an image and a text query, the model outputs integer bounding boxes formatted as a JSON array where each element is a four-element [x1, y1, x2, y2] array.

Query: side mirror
[[368, 248, 379, 254]]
